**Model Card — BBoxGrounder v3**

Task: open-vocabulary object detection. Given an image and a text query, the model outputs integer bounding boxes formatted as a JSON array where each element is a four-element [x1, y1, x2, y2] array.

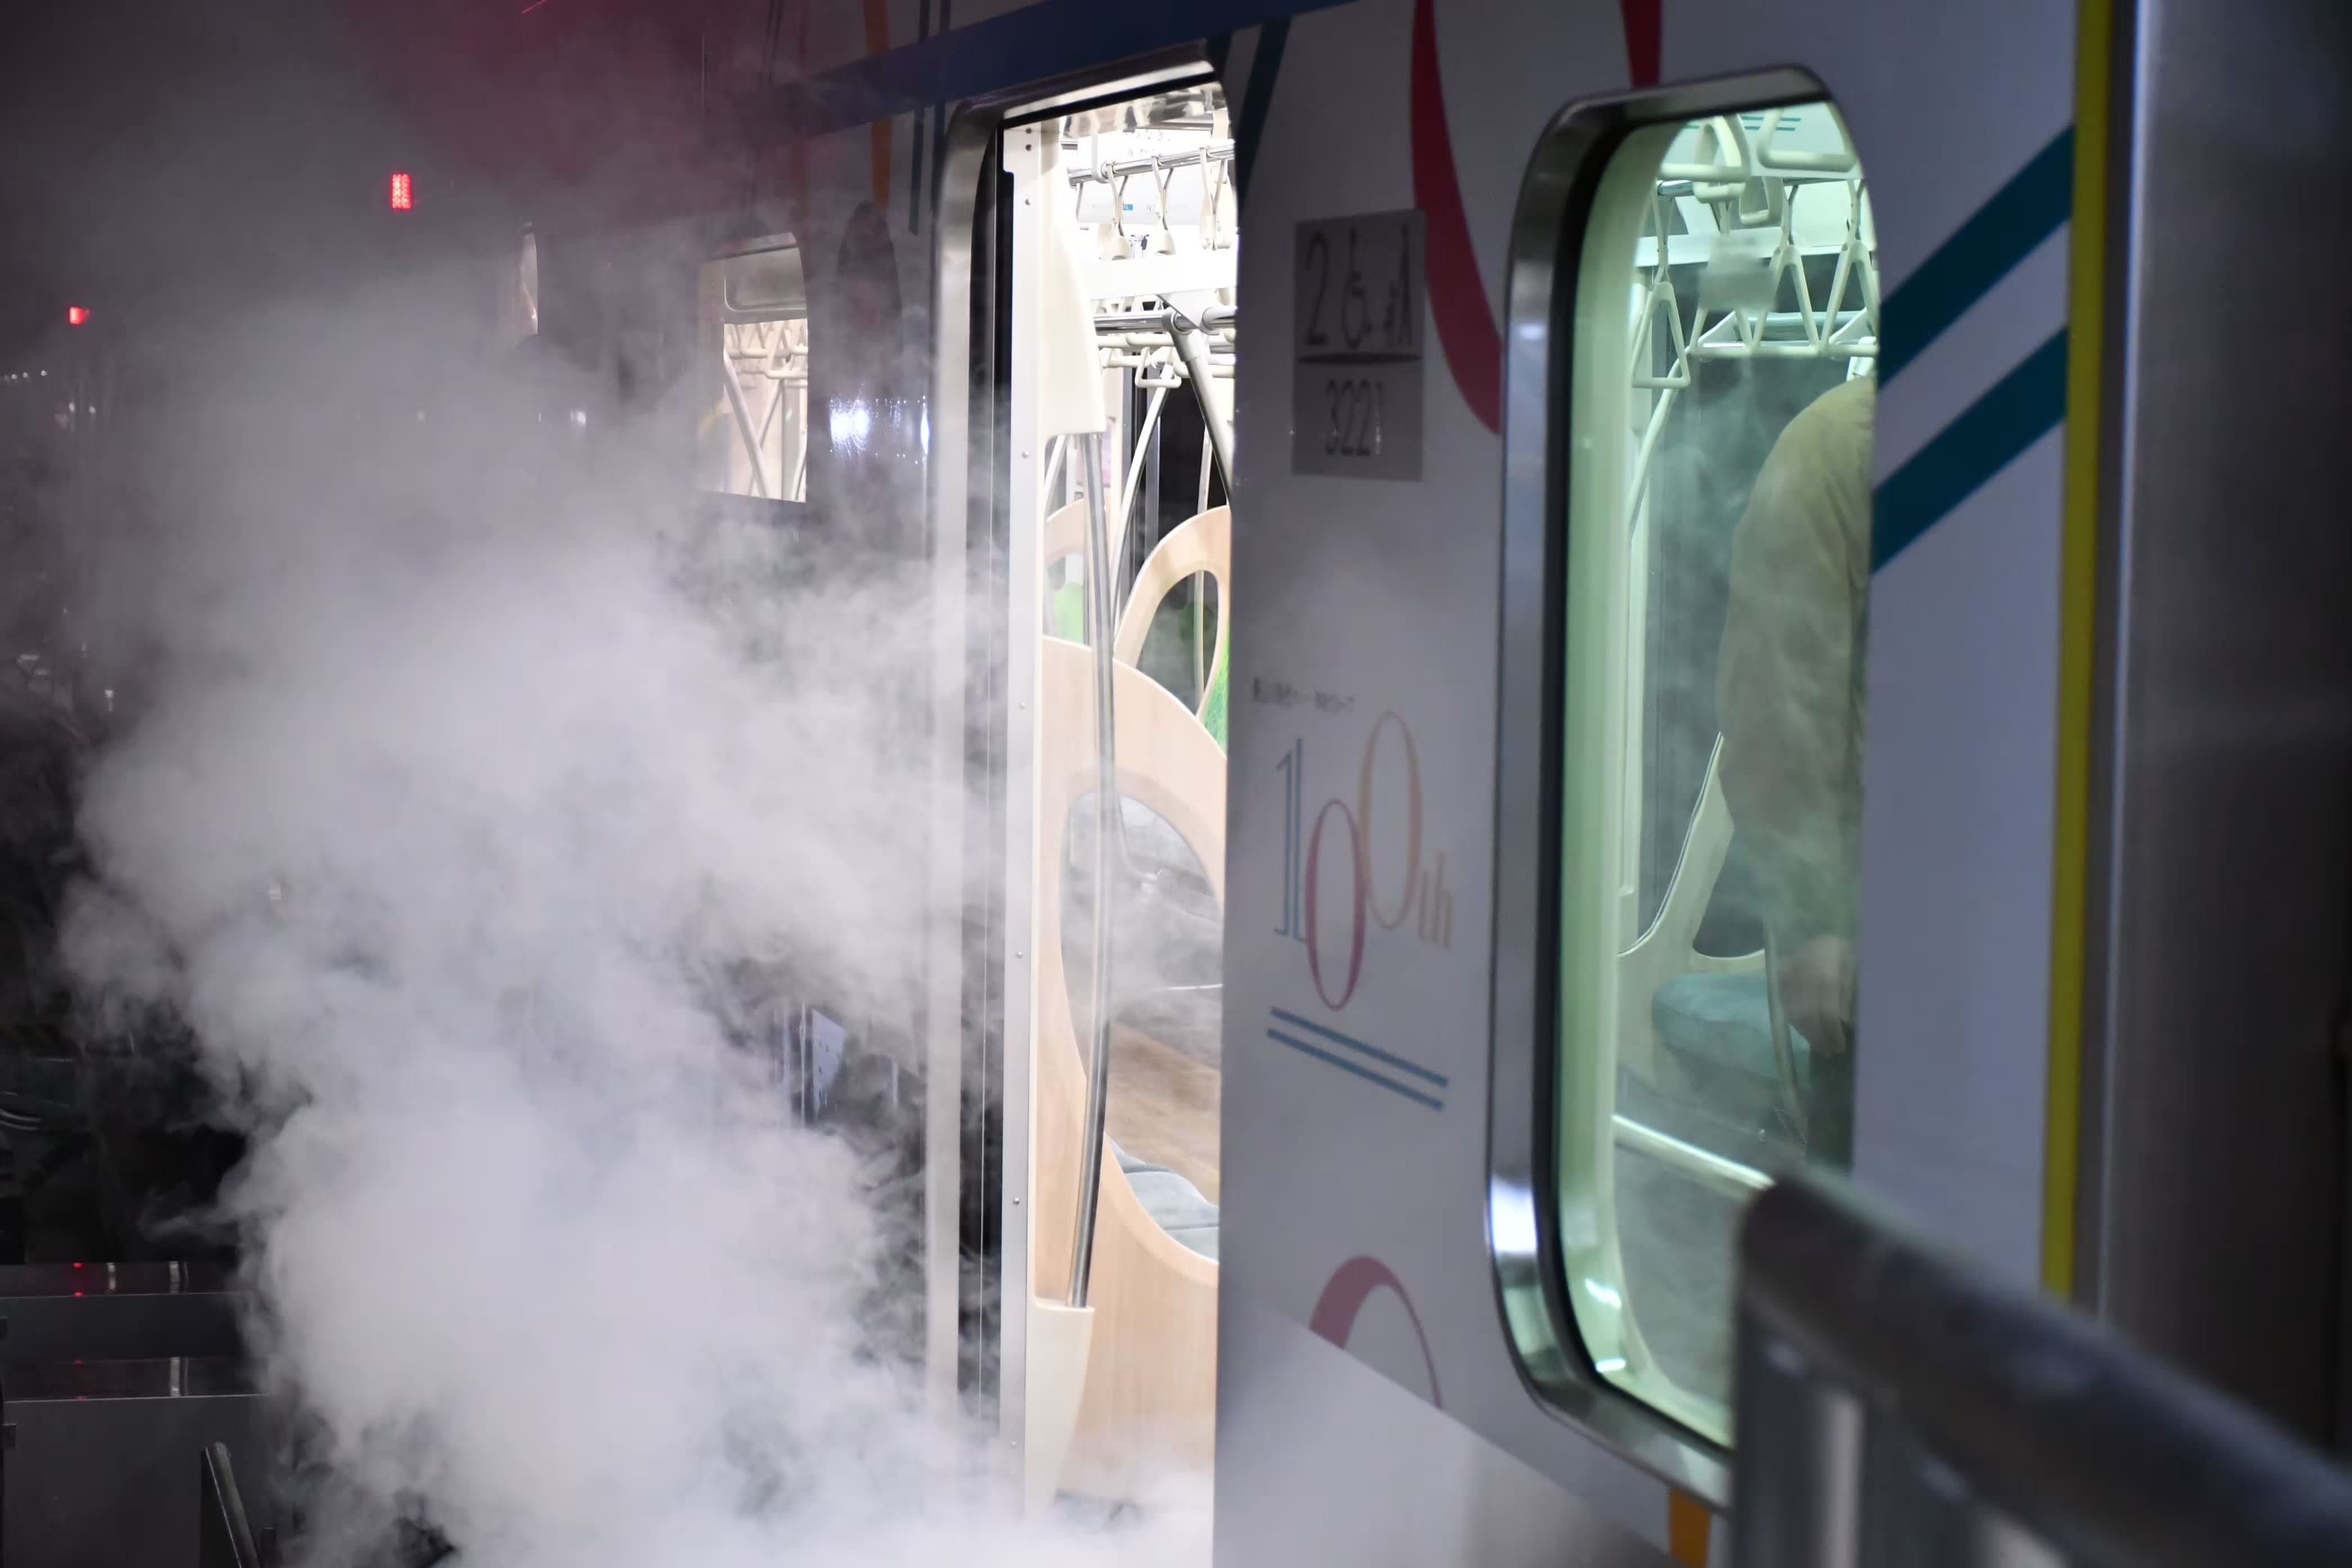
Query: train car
[[458, 0, 2352, 1561]]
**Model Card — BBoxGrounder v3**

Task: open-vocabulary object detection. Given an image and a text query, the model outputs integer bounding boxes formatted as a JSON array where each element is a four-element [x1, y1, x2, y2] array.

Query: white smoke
[[54, 288, 1206, 1566]]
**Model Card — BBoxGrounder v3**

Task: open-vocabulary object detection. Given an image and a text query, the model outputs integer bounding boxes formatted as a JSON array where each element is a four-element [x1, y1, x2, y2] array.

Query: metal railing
[[1734, 1176, 2352, 1566], [1064, 140, 1235, 188], [198, 1442, 266, 1568]]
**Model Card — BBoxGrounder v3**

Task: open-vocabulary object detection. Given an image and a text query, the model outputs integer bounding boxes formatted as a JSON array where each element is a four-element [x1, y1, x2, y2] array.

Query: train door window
[[1547, 95, 1876, 1443], [1004, 77, 1233, 1499], [698, 235, 810, 503]]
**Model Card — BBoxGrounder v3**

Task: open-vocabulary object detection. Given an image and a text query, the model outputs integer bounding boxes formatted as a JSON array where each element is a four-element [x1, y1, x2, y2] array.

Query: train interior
[[1007, 79, 1235, 1506], [702, 236, 812, 506]]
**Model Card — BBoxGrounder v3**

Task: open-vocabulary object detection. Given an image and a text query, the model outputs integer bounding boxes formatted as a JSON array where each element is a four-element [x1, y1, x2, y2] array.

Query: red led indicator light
[[389, 172, 413, 211], [65, 306, 88, 326]]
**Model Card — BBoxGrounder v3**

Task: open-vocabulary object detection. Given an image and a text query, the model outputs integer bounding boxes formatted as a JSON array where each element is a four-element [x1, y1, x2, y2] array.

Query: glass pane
[[1060, 792, 1224, 1218], [1019, 79, 1234, 1498], [697, 237, 810, 502], [1045, 82, 1235, 1245], [1555, 100, 1875, 1442]]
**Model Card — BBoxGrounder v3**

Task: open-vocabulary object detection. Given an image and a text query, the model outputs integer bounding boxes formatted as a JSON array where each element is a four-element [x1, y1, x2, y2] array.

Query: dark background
[[0, 0, 740, 364]]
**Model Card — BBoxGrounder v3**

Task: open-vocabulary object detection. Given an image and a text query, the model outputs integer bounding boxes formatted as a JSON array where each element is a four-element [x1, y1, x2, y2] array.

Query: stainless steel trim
[[924, 118, 979, 1423], [932, 103, 1023, 1444], [2076, 0, 2352, 1447], [1168, 304, 1235, 493], [1489, 64, 1825, 1509]]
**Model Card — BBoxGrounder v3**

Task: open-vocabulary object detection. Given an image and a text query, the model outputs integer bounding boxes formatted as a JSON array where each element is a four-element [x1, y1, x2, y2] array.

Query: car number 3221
[[1325, 376, 1386, 459], [1291, 210, 1424, 480]]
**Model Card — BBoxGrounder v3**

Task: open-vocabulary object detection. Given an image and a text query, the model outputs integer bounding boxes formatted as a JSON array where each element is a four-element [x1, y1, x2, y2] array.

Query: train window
[[1551, 99, 1875, 1443], [697, 235, 810, 503]]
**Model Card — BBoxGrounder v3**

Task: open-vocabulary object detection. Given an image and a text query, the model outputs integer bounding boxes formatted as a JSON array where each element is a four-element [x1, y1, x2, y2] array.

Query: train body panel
[[1220, 0, 1693, 1551], [1218, 1297, 1670, 1565], [1218, 0, 2081, 1556]]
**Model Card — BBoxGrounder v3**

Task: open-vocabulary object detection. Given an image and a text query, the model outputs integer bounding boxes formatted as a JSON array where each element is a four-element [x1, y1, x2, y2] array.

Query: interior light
[[65, 306, 89, 326], [390, 172, 413, 211]]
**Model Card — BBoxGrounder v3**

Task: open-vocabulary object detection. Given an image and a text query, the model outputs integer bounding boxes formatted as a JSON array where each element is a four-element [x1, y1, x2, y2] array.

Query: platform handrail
[[198, 1442, 264, 1568], [1734, 1175, 2352, 1566]]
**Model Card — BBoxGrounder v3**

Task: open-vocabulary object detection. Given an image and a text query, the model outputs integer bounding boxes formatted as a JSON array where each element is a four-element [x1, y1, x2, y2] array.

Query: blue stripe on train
[[1873, 329, 2068, 572], [1879, 127, 2074, 385]]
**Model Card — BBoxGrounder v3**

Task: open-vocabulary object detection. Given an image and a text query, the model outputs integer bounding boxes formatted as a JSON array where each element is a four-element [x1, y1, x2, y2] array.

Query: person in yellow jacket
[[1715, 372, 1873, 1156]]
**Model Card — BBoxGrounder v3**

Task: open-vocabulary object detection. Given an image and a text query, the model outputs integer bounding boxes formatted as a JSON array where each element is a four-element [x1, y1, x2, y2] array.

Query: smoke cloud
[[51, 277, 1204, 1565]]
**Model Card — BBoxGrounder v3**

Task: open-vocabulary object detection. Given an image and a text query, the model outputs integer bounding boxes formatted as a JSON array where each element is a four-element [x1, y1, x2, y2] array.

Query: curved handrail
[[1738, 1177, 2352, 1566], [198, 1444, 264, 1568]]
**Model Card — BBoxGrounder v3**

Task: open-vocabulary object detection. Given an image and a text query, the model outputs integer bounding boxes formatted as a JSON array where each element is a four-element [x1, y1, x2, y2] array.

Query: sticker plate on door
[[1292, 210, 1424, 480]]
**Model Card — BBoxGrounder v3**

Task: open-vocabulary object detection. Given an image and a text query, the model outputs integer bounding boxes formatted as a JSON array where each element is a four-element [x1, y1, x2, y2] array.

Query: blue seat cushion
[[1651, 970, 1820, 1094], [1113, 1143, 1220, 1261]]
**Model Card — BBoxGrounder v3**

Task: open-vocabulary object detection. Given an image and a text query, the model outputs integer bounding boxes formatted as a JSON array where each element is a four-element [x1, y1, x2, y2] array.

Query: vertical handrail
[[1115, 384, 1170, 571], [1193, 429, 1213, 699], [1168, 305, 1234, 494], [1066, 430, 1119, 1309]]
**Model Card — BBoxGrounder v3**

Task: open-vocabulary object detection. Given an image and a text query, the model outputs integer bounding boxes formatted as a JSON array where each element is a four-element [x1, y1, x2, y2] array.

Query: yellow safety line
[[2044, 0, 2115, 1299]]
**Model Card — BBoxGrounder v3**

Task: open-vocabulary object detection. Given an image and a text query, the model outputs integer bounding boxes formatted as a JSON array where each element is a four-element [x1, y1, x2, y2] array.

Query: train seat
[[1114, 1145, 1219, 1260], [1647, 969, 1854, 1164], [1650, 971, 1823, 1094], [1618, 736, 1763, 1086]]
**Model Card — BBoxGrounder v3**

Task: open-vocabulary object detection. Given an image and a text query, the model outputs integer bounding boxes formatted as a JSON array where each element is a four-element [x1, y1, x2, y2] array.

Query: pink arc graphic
[[1309, 1255, 1444, 1408], [1409, 0, 1665, 433]]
